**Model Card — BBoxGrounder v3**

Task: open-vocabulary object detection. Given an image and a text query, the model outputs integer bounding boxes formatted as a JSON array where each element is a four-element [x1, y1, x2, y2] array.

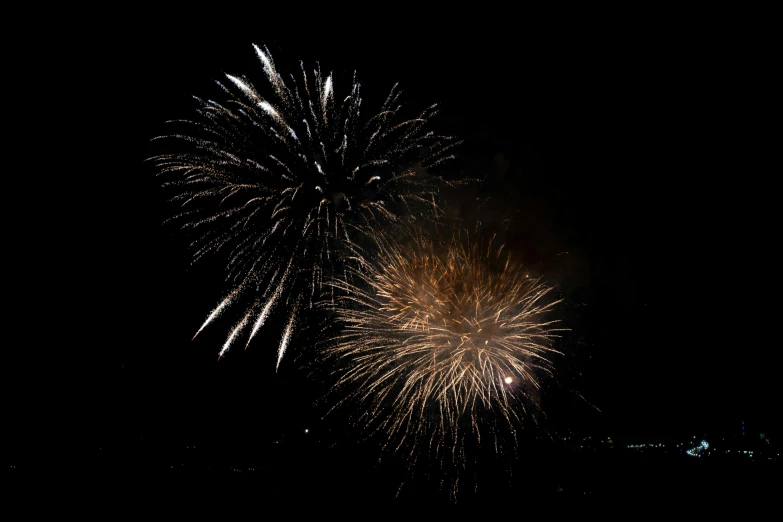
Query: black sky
[[22, 14, 777, 476]]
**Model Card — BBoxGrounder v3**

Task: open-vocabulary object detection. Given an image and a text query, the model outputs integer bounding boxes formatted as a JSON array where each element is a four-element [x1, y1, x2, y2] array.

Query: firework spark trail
[[278, 302, 299, 370], [323, 227, 565, 461], [150, 44, 462, 363]]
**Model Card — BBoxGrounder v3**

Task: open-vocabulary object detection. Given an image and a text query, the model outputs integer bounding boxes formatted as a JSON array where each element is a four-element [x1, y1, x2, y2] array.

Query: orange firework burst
[[325, 227, 566, 462]]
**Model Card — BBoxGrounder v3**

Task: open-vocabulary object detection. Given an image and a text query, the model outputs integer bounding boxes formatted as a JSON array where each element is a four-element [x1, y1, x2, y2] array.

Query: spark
[[247, 296, 277, 346], [219, 311, 251, 359], [277, 303, 298, 370], [192, 289, 239, 341]]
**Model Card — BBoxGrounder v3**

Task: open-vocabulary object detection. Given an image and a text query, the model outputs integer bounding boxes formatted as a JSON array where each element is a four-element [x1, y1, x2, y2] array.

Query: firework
[[324, 227, 565, 464], [149, 44, 460, 364]]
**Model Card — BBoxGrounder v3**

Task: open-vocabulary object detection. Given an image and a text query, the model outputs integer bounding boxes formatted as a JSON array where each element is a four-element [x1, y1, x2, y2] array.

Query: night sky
[[16, 14, 777, 507]]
